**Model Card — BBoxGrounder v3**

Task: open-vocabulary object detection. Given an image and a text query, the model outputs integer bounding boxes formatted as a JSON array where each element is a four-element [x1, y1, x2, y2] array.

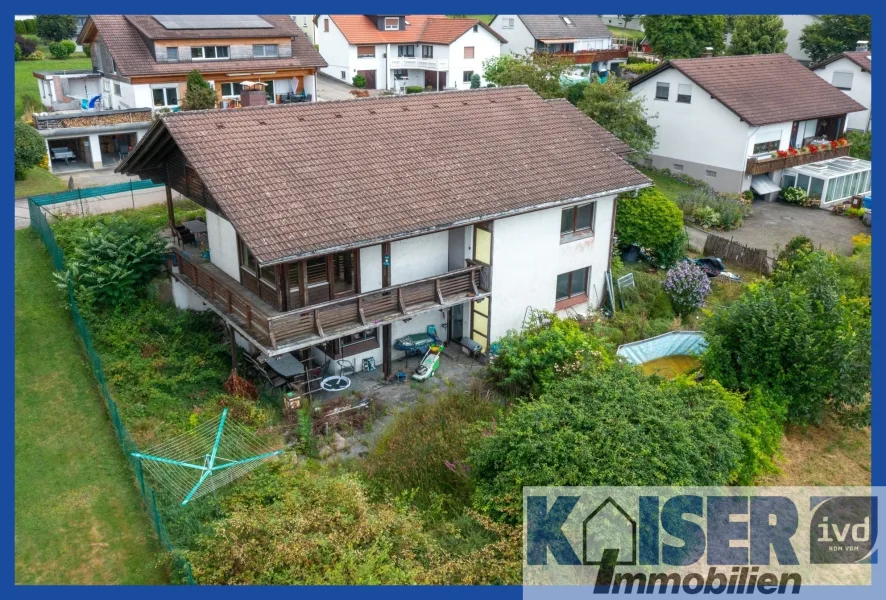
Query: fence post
[[150, 489, 162, 539]]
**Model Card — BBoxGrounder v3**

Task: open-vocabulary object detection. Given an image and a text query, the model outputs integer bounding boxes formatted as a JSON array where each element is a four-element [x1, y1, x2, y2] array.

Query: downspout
[[386, 43, 391, 90]]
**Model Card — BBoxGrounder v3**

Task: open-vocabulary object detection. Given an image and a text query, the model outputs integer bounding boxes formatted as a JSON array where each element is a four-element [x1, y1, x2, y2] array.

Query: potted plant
[[777, 150, 788, 158], [788, 147, 799, 156], [807, 144, 819, 154]]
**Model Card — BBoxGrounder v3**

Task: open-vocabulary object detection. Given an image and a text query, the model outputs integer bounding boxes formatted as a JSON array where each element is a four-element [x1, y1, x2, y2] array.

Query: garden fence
[[30, 180, 163, 206], [703, 233, 772, 275], [28, 199, 195, 585]]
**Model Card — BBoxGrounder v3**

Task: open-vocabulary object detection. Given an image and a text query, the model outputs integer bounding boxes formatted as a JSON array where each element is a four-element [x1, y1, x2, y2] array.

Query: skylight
[[561, 16, 573, 26]]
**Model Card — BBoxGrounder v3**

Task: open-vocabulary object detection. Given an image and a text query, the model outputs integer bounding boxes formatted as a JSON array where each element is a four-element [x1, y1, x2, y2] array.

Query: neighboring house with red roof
[[314, 15, 506, 91], [629, 53, 867, 202], [489, 15, 628, 72], [31, 14, 325, 174], [116, 87, 649, 377], [811, 44, 871, 133]]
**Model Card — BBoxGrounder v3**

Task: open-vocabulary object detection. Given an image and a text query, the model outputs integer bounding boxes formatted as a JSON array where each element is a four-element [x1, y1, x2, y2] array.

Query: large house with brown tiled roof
[[117, 86, 649, 379], [812, 44, 872, 133], [314, 15, 505, 91], [629, 53, 867, 202], [31, 15, 325, 174]]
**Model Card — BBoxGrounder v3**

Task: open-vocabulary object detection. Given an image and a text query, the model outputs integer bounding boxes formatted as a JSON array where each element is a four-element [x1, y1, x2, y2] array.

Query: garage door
[[357, 70, 377, 90]]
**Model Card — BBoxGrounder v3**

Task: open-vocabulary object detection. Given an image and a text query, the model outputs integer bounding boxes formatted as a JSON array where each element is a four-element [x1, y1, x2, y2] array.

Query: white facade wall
[[491, 15, 536, 56], [487, 197, 614, 343], [390, 231, 449, 285], [291, 15, 315, 43], [315, 15, 356, 83], [206, 211, 240, 281], [814, 58, 871, 132], [447, 28, 502, 89], [781, 15, 819, 65], [360, 245, 383, 292]]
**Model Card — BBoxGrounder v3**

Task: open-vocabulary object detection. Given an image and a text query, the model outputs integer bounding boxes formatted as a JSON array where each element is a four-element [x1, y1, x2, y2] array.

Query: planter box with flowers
[[745, 138, 851, 175]]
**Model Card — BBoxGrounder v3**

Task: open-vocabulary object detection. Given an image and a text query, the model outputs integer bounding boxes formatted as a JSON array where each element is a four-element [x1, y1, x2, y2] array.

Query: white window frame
[[152, 86, 179, 107], [384, 17, 399, 31], [502, 17, 514, 30], [676, 83, 692, 103], [220, 82, 242, 98], [253, 44, 279, 58], [113, 82, 122, 97], [191, 46, 230, 61]]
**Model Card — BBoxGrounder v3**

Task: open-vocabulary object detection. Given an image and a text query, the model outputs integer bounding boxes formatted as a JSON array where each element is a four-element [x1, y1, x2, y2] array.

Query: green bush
[[731, 388, 786, 484], [406, 85, 424, 94], [703, 249, 871, 426], [675, 188, 747, 230], [624, 61, 658, 75], [14, 121, 46, 180], [55, 217, 168, 309], [781, 186, 807, 205], [487, 314, 612, 397], [20, 93, 41, 116], [847, 130, 871, 160], [82, 43, 91, 58], [352, 73, 366, 88], [14, 43, 21, 61], [15, 20, 26, 34], [36, 15, 76, 42], [564, 80, 589, 105], [364, 387, 501, 509], [693, 205, 720, 228], [615, 187, 685, 266], [48, 40, 75, 59], [181, 70, 217, 110], [15, 34, 36, 57], [470, 362, 745, 522], [470, 73, 481, 88]]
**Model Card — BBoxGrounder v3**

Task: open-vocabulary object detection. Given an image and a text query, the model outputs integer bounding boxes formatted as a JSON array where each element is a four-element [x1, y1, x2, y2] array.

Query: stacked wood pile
[[34, 110, 152, 130]]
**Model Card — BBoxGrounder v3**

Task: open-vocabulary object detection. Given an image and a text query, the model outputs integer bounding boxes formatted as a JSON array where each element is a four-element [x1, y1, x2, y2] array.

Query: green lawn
[[15, 167, 68, 199], [15, 229, 167, 584], [607, 25, 645, 41], [637, 166, 700, 203], [15, 55, 92, 119]]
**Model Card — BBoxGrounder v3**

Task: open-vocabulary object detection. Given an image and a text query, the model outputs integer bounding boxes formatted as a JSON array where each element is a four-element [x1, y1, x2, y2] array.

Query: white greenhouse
[[781, 156, 872, 206]]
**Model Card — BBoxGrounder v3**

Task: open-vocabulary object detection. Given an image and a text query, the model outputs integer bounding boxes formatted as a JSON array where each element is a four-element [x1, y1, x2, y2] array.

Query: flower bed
[[746, 139, 850, 175]]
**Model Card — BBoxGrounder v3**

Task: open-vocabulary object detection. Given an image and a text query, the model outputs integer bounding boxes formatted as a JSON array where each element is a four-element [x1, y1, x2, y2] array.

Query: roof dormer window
[[384, 17, 399, 31], [562, 16, 573, 26]]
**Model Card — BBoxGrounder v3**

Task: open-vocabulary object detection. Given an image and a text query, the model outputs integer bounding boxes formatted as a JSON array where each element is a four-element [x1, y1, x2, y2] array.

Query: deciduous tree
[[640, 15, 727, 58], [728, 15, 788, 55], [800, 15, 872, 63], [36, 15, 77, 42]]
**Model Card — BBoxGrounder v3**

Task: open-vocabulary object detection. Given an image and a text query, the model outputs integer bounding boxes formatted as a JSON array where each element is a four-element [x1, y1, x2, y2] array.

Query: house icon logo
[[583, 497, 637, 565]]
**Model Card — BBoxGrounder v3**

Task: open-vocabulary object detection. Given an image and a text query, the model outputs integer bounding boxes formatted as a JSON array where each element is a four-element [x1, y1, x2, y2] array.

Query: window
[[502, 17, 515, 29], [832, 71, 854, 90], [781, 174, 796, 189], [264, 80, 275, 103], [385, 17, 399, 30], [655, 82, 669, 100], [555, 267, 589, 305], [392, 69, 408, 79], [753, 140, 780, 154], [676, 83, 692, 103], [398, 45, 415, 57], [220, 82, 243, 97], [341, 71, 346, 80], [259, 264, 277, 286], [560, 202, 595, 236], [706, 170, 717, 178], [797, 173, 810, 192], [339, 328, 379, 357], [302, 16, 307, 26], [673, 163, 684, 171], [464, 46, 475, 59], [253, 44, 279, 58], [191, 46, 230, 60], [166, 47, 179, 61], [240, 242, 257, 273], [473, 24, 479, 32], [463, 71, 474, 83], [324, 18, 330, 32], [562, 16, 573, 25], [113, 83, 121, 96], [152, 86, 178, 107], [422, 45, 433, 58], [809, 177, 824, 200], [357, 45, 376, 58]]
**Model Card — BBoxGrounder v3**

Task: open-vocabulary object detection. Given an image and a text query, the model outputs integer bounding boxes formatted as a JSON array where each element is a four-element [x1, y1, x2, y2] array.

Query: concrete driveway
[[687, 201, 868, 257], [316, 73, 385, 101]]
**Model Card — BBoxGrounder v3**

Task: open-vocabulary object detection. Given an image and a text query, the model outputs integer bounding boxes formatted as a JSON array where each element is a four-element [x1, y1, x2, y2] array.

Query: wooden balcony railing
[[171, 248, 490, 353], [745, 144, 852, 175], [550, 48, 630, 65]]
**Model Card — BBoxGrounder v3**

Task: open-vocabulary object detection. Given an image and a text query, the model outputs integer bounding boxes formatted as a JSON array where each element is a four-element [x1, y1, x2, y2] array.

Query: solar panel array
[[153, 15, 273, 30]]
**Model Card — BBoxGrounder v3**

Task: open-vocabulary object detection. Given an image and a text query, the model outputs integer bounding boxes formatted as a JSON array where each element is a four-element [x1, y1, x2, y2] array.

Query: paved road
[[688, 200, 868, 258]]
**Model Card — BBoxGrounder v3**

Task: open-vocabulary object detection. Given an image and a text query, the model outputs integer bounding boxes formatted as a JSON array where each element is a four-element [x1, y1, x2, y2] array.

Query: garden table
[[266, 353, 305, 378]]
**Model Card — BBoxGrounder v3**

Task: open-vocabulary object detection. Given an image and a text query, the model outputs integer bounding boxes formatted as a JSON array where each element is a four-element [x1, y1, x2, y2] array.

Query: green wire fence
[[30, 180, 163, 206], [28, 199, 195, 585]]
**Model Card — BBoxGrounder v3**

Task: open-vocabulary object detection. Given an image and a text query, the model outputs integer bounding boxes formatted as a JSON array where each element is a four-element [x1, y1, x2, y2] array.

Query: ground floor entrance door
[[424, 70, 447, 91], [357, 69, 377, 90]]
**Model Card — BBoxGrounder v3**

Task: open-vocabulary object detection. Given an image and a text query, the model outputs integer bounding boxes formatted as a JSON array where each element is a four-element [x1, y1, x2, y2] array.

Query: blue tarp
[[616, 331, 708, 365]]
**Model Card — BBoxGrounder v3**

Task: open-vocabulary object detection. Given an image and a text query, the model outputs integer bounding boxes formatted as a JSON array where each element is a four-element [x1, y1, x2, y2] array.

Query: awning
[[751, 175, 781, 195], [540, 38, 577, 44]]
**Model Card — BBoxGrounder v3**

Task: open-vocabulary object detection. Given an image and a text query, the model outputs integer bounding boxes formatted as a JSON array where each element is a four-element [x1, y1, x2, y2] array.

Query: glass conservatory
[[781, 156, 872, 206]]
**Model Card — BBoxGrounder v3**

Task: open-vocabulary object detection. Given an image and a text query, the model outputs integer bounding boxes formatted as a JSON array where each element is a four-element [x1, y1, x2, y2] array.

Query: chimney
[[239, 85, 268, 107], [856, 40, 869, 51], [701, 46, 713, 58]]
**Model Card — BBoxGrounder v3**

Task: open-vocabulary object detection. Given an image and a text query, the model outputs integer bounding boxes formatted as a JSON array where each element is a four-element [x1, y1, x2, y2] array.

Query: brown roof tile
[[630, 54, 866, 126], [329, 15, 506, 45], [544, 99, 633, 155], [121, 87, 648, 264], [83, 15, 325, 78], [813, 50, 872, 73]]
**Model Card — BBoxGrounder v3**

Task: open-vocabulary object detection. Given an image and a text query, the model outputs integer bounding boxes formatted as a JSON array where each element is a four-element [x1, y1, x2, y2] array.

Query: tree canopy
[[36, 15, 77, 42], [729, 15, 788, 55], [640, 15, 727, 59], [14, 121, 46, 180], [800, 15, 872, 63], [576, 77, 657, 153], [180, 70, 218, 111]]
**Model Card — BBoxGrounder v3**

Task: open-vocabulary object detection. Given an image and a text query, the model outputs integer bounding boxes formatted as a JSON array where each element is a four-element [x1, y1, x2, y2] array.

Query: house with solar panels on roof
[[629, 53, 869, 204], [30, 15, 325, 174], [314, 15, 506, 91], [811, 43, 872, 134], [489, 15, 629, 73], [116, 86, 648, 382]]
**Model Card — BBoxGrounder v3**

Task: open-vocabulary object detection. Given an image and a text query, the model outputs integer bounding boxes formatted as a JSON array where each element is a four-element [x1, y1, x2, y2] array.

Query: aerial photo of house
[[14, 12, 873, 589]]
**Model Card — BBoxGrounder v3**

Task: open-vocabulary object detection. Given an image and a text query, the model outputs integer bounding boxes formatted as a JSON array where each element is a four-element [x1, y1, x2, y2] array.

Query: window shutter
[[832, 71, 854, 90], [464, 46, 475, 59]]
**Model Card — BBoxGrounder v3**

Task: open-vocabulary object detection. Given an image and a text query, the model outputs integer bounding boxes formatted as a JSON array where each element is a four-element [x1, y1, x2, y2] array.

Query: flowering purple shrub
[[664, 262, 711, 315]]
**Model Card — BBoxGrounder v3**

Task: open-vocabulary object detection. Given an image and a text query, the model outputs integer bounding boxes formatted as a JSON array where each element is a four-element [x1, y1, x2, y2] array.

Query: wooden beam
[[435, 279, 445, 304], [298, 260, 309, 308], [357, 297, 367, 325], [382, 241, 391, 288], [165, 184, 175, 236], [397, 287, 407, 314], [314, 309, 324, 337], [229, 325, 238, 374]]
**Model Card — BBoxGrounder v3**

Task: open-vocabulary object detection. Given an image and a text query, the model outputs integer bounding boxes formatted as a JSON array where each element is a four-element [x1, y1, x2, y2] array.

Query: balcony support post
[[229, 324, 238, 374]]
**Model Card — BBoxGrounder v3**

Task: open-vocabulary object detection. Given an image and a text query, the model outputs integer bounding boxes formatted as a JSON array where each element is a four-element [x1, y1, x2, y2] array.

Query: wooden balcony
[[745, 144, 851, 175], [171, 248, 490, 355], [551, 48, 630, 65]]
